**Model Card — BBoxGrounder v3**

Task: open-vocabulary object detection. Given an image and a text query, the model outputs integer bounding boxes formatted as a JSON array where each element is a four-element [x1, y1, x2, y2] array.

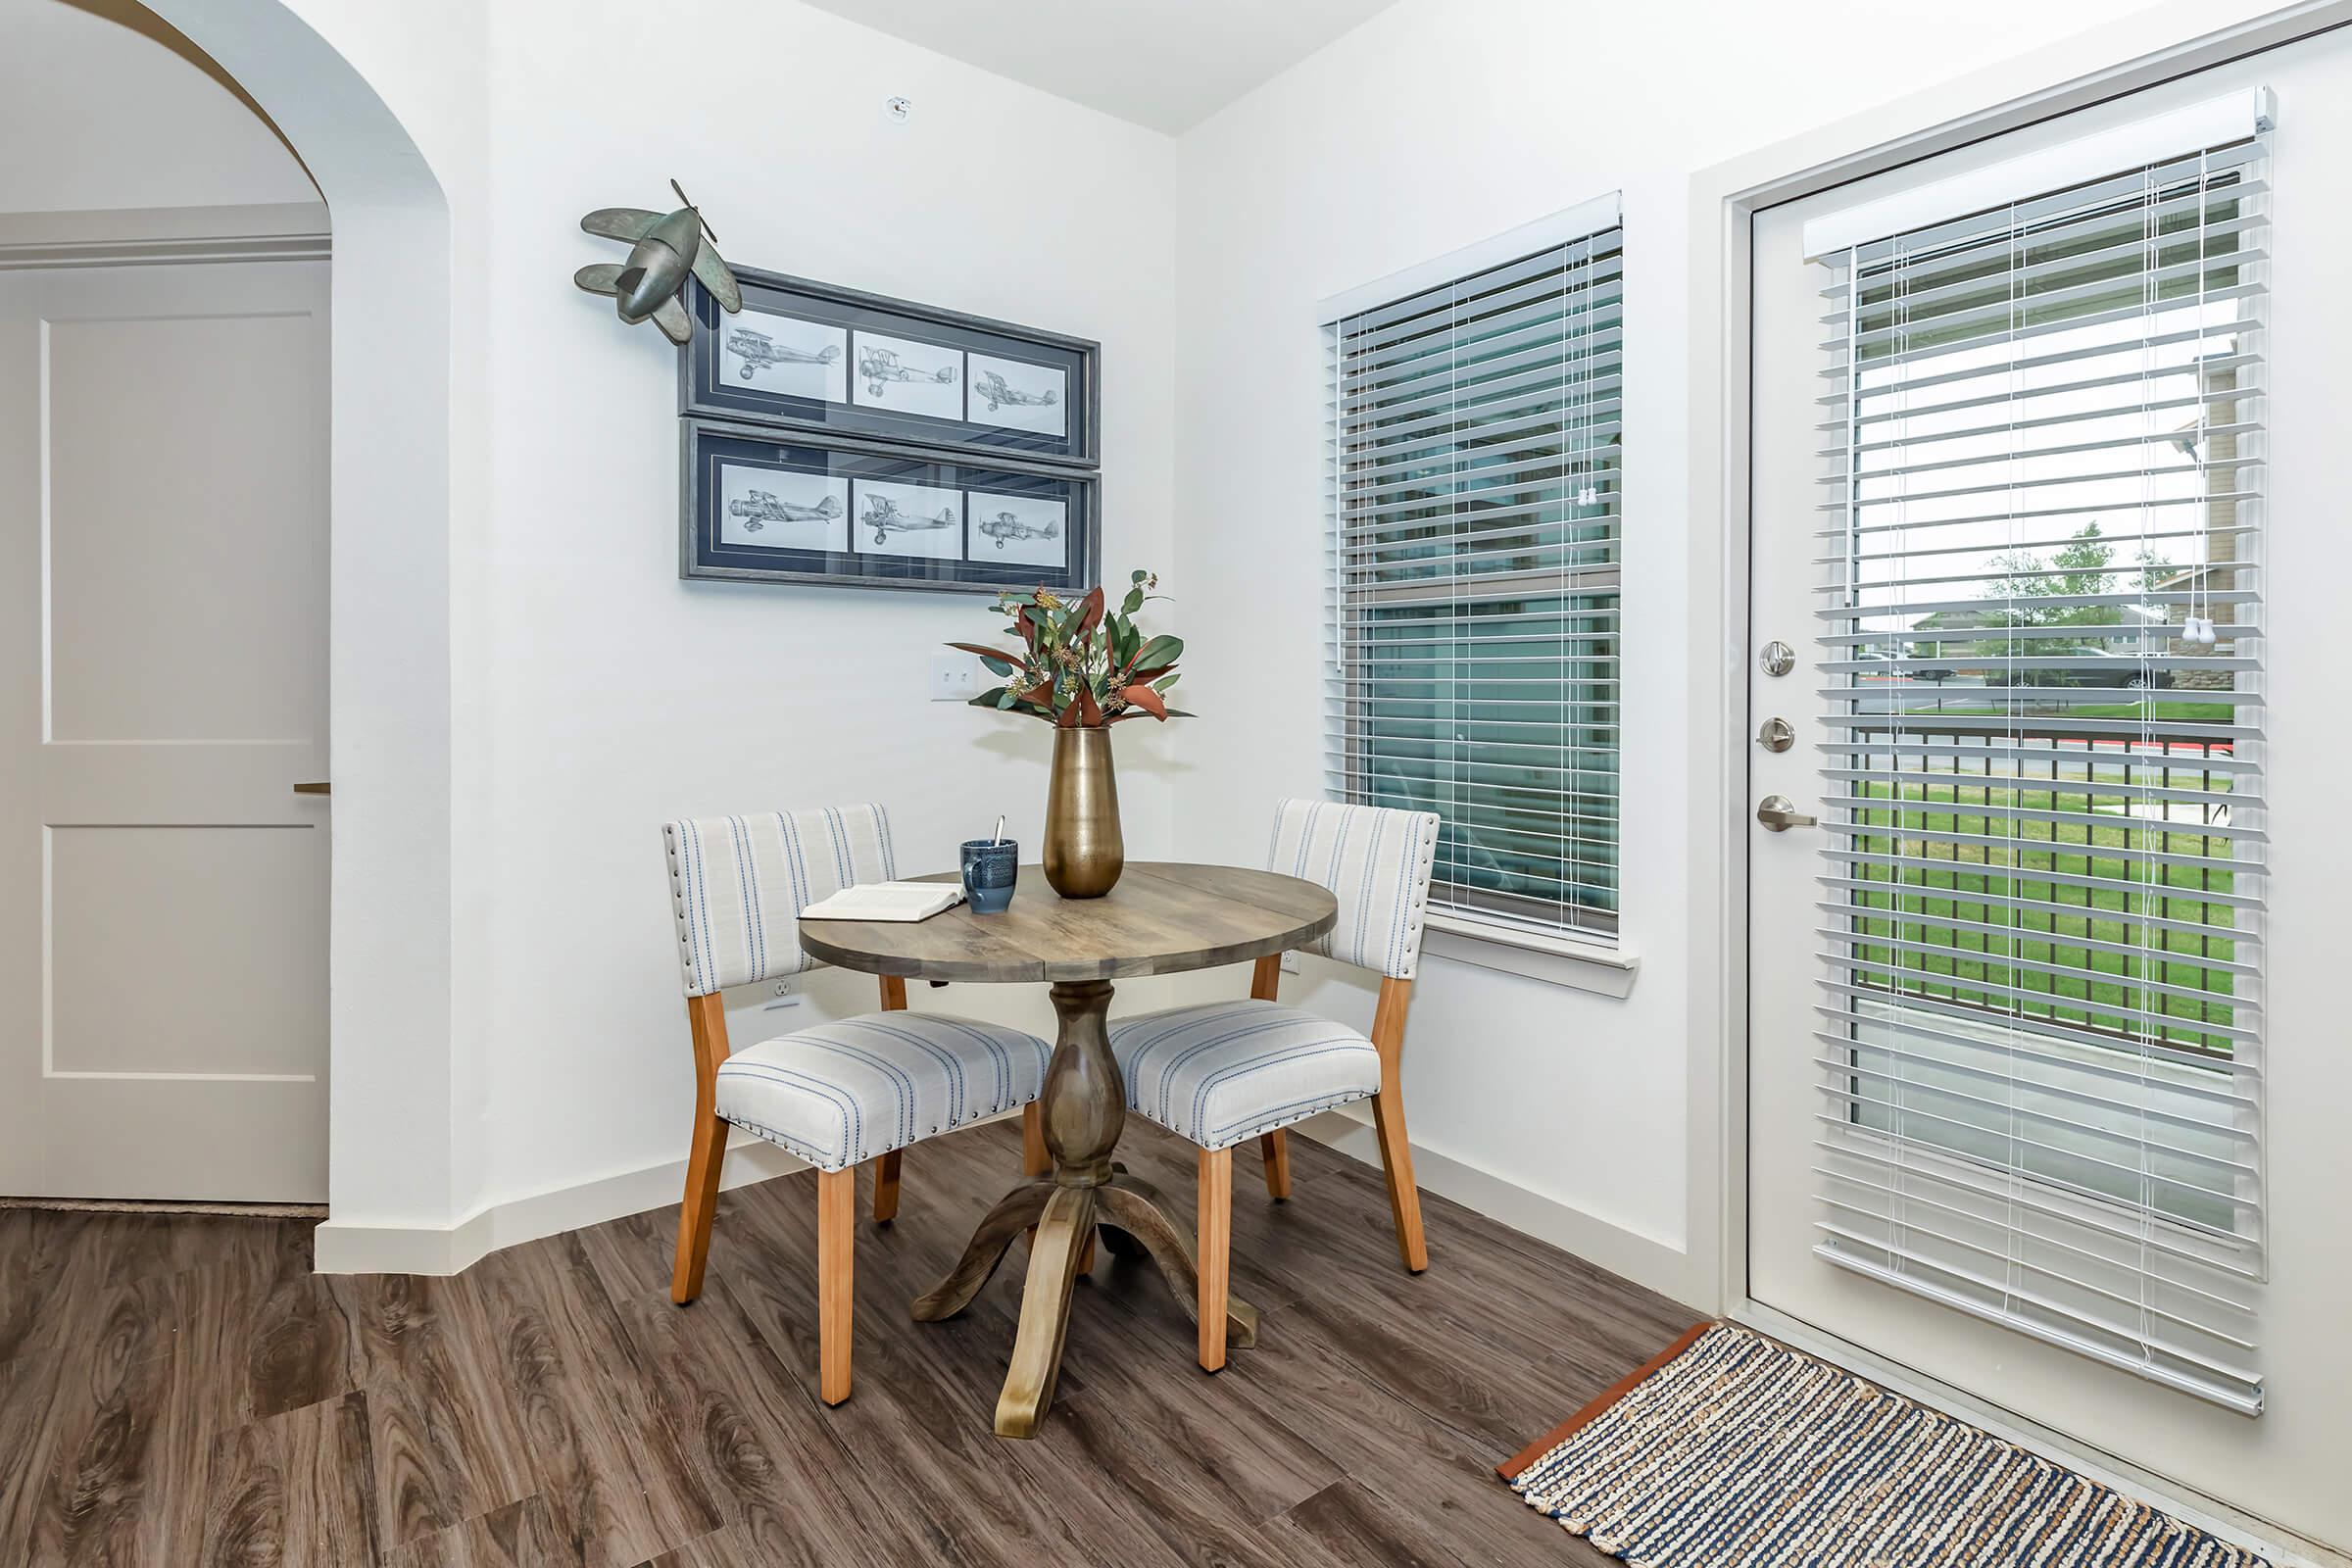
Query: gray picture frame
[[681, 268, 1102, 469], [679, 418, 1102, 595]]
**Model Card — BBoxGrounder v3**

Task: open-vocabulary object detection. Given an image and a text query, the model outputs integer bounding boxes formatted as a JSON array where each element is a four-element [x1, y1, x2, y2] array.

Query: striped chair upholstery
[[1264, 798, 1441, 981], [1109, 999, 1380, 1151], [1111, 799, 1440, 1150], [716, 1013, 1050, 1171], [662, 804, 1050, 1169], [663, 806, 898, 997]]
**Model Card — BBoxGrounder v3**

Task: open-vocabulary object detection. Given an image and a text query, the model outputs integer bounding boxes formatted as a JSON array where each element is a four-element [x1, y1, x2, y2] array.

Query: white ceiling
[[797, 0, 1405, 134]]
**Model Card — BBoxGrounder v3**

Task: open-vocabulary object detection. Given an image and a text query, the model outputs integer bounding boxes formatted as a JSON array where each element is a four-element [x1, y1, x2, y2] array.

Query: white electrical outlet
[[1279, 951, 1301, 974], [930, 652, 979, 702], [763, 979, 800, 1010]]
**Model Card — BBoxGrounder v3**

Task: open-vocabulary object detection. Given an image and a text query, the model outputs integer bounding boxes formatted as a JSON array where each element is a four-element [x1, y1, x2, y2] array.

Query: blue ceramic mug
[[959, 839, 1018, 914]]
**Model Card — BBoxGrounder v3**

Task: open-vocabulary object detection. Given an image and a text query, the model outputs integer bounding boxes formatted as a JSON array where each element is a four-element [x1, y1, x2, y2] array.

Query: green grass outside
[[1845, 778, 2240, 1055], [1897, 698, 2235, 724]]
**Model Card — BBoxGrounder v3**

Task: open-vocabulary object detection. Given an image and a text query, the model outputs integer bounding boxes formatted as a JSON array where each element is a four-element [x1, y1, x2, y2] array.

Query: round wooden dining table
[[798, 859, 1337, 1438]]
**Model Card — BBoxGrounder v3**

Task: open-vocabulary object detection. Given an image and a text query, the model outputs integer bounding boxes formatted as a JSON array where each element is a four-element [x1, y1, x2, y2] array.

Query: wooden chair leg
[[1369, 975, 1427, 1273], [1370, 1090, 1427, 1274], [817, 1166, 856, 1405], [671, 1106, 726, 1304], [671, 993, 729, 1305], [1197, 1147, 1232, 1372], [870, 977, 907, 1226], [1248, 956, 1293, 1202], [1258, 1131, 1292, 1200], [1020, 1102, 1068, 1262], [1021, 1102, 1050, 1176]]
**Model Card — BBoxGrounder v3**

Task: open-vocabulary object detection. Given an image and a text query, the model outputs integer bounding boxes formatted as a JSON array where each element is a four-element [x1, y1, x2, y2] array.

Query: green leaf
[[980, 656, 1016, 677], [1131, 568, 1148, 583], [1133, 634, 1184, 670], [1152, 673, 1180, 694], [1121, 586, 1144, 615]]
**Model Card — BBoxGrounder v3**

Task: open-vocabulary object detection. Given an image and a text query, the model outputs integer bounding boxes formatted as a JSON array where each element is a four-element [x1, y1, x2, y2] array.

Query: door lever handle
[[293, 781, 331, 796], [1756, 795, 1817, 831]]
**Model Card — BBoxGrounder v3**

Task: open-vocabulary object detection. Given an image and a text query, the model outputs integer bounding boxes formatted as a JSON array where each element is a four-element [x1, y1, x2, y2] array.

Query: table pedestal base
[[909, 978, 1256, 1439]]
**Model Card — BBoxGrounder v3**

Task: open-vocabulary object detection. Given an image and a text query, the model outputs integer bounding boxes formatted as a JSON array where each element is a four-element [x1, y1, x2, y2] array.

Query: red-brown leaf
[[946, 641, 1020, 663], [1074, 585, 1105, 639], [1118, 683, 1166, 719], [1123, 664, 1173, 684], [1077, 687, 1102, 726]]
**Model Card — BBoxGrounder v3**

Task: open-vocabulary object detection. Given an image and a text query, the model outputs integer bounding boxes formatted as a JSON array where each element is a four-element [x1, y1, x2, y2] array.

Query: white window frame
[[1319, 195, 1639, 995]]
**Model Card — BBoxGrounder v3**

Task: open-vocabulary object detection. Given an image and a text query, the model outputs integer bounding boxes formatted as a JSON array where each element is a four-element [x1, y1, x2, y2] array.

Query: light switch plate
[[931, 652, 979, 702]]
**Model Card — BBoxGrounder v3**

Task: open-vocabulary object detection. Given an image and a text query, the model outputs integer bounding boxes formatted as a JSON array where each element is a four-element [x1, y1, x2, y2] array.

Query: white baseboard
[[314, 1104, 1698, 1305], [312, 1131, 808, 1276], [1287, 1107, 1703, 1308]]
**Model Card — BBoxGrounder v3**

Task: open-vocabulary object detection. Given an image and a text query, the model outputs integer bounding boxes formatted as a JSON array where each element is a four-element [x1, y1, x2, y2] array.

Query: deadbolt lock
[[1756, 717, 1794, 753], [1759, 641, 1796, 676]]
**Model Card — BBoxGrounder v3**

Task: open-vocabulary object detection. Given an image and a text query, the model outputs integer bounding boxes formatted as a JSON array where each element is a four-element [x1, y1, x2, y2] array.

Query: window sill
[[1420, 911, 1640, 998]]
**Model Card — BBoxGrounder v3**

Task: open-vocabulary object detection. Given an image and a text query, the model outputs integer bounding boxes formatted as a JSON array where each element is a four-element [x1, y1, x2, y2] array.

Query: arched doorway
[[88, 0, 456, 1234]]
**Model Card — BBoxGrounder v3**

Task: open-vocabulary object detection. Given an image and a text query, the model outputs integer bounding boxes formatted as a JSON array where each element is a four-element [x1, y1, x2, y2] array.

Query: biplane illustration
[[858, 344, 956, 399], [972, 510, 1061, 550], [726, 327, 843, 379], [860, 493, 956, 546], [971, 368, 1058, 414], [727, 489, 844, 533]]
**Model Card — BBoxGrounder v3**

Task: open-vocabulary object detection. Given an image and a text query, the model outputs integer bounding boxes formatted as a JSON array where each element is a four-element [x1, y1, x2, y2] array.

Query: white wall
[[0, 0, 316, 213], [213, 0, 1183, 1252], [1165, 0, 2166, 1305]]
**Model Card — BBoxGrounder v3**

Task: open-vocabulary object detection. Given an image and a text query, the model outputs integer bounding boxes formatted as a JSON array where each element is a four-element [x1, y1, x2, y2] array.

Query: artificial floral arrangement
[[947, 569, 1192, 728]]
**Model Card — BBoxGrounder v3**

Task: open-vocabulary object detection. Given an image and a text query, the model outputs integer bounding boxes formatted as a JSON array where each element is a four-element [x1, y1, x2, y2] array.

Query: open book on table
[[801, 881, 967, 922]]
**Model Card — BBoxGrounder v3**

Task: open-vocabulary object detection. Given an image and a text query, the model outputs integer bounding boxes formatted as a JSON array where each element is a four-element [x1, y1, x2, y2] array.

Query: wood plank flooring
[[0, 1119, 1696, 1567]]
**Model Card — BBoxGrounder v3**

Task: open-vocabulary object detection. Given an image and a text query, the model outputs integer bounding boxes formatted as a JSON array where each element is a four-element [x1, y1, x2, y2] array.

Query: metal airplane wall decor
[[972, 510, 1060, 549], [860, 493, 956, 546], [728, 490, 844, 533], [573, 179, 742, 345]]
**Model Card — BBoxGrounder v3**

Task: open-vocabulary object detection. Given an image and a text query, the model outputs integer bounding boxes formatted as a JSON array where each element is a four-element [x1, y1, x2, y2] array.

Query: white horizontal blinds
[[1810, 121, 2268, 1414], [1325, 222, 1624, 942]]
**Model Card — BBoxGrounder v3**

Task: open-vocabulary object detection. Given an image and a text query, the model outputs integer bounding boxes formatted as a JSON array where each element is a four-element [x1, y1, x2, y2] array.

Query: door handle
[[1756, 795, 1817, 831], [293, 781, 331, 796]]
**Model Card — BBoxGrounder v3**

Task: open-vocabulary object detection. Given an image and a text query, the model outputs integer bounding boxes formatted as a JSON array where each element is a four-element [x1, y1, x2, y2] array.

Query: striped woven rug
[[1497, 1323, 2268, 1567]]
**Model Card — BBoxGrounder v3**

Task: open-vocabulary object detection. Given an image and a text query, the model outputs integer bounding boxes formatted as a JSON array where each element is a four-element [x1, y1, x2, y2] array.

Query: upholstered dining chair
[[1107, 798, 1441, 1372], [662, 805, 1053, 1404]]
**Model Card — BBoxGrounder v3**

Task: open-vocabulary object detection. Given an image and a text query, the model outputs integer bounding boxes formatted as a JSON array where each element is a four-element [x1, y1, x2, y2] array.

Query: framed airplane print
[[681, 268, 1100, 466], [681, 419, 1099, 594]]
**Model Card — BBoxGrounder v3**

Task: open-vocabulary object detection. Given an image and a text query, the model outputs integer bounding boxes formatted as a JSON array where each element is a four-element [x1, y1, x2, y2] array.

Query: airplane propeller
[[671, 178, 718, 243]]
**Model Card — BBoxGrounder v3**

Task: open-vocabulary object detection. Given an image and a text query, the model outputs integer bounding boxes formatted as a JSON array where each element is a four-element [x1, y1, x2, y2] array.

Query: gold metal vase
[[1043, 725, 1124, 898]]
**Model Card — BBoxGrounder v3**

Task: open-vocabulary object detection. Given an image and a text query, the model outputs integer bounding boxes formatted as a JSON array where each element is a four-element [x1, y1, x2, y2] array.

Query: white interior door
[[0, 255, 329, 1202], [1747, 31, 2351, 1551]]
